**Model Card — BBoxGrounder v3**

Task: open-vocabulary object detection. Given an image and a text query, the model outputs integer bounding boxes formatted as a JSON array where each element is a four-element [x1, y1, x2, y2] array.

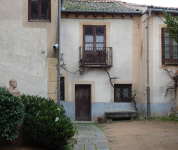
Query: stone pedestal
[[10, 124, 29, 146], [11, 91, 20, 97]]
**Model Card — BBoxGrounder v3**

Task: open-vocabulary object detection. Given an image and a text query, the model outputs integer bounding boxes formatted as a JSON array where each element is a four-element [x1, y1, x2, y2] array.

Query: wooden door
[[75, 85, 91, 121]]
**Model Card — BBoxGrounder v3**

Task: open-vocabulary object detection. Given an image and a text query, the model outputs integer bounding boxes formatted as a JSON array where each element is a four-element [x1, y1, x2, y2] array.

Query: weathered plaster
[[22, 0, 59, 58], [152, 16, 178, 112], [0, 1, 48, 97], [60, 18, 133, 103]]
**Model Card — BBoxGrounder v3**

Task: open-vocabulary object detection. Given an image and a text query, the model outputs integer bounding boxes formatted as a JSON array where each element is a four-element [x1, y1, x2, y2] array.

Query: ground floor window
[[114, 84, 132, 102], [60, 77, 65, 101]]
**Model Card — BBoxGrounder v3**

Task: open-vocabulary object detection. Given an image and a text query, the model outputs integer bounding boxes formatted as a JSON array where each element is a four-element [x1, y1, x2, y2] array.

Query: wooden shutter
[[162, 28, 165, 65], [28, 0, 31, 21]]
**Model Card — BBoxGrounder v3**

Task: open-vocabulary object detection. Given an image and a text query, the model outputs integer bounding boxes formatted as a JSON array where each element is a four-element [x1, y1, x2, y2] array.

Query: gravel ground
[[98, 119, 178, 150]]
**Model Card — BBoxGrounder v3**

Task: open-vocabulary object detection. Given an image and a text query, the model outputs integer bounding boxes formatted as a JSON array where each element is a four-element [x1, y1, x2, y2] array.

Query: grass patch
[[93, 123, 103, 131], [161, 116, 178, 122]]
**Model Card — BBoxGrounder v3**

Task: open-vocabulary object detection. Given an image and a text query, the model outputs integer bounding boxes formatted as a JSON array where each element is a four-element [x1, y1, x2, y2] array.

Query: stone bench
[[104, 110, 138, 122]]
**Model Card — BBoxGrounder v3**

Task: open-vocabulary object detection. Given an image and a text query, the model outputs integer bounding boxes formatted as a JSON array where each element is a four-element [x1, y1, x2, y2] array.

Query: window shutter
[[162, 28, 165, 65]]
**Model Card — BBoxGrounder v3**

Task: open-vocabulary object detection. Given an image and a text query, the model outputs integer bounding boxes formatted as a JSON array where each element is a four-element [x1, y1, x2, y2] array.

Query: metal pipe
[[143, 9, 178, 15], [57, 0, 61, 105], [62, 9, 142, 14], [147, 9, 152, 118], [149, 9, 178, 14]]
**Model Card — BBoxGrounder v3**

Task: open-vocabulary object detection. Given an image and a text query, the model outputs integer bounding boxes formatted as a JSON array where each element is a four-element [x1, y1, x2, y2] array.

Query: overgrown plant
[[21, 94, 75, 149], [164, 10, 178, 43], [0, 87, 24, 142]]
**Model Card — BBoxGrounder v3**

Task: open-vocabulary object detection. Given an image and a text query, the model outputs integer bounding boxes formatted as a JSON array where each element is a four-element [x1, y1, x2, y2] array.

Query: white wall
[[61, 18, 133, 102], [153, 16, 177, 106], [0, 0, 47, 97]]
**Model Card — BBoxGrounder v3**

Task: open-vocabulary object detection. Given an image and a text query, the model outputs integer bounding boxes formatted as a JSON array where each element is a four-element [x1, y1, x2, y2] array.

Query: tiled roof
[[63, 0, 178, 12], [123, 1, 178, 10], [63, 0, 139, 11]]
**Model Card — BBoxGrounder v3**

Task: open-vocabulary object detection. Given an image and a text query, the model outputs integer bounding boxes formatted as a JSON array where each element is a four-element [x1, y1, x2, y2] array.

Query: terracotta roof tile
[[63, 0, 178, 12], [63, 0, 138, 11]]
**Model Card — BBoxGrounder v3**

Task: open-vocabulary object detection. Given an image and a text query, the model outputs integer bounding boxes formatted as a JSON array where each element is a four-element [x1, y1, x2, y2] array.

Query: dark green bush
[[21, 94, 74, 149], [0, 87, 24, 142]]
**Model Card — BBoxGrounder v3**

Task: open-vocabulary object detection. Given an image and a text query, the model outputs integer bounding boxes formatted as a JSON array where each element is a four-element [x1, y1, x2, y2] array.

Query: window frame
[[83, 25, 106, 48], [114, 84, 132, 103], [28, 0, 51, 22], [162, 28, 178, 65], [60, 77, 65, 101]]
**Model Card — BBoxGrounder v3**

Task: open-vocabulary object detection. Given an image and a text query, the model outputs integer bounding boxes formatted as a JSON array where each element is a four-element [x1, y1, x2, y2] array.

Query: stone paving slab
[[85, 145, 95, 150], [91, 140, 108, 144], [77, 141, 93, 145], [79, 131, 89, 134], [89, 131, 96, 134], [78, 137, 92, 140], [74, 123, 109, 150], [92, 137, 106, 140], [78, 135, 95, 138], [74, 145, 84, 150], [96, 144, 110, 149]]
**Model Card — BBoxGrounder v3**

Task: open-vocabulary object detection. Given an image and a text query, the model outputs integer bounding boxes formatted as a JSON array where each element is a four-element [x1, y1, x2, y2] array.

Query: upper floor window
[[28, 0, 51, 22], [83, 25, 106, 50], [114, 84, 132, 103], [162, 28, 178, 65]]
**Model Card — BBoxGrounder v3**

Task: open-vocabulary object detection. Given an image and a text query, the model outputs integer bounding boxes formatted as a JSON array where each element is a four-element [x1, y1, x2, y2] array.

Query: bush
[[21, 94, 75, 149], [0, 87, 24, 142]]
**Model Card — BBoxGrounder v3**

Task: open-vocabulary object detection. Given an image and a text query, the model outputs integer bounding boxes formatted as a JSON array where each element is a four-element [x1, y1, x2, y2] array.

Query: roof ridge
[[121, 1, 178, 9], [119, 1, 135, 10]]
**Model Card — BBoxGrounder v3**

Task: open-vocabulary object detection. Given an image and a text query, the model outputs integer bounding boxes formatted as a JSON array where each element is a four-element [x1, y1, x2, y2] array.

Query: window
[[83, 25, 106, 50], [162, 28, 178, 65], [60, 77, 65, 101], [28, 0, 51, 21], [114, 84, 132, 102], [83, 25, 106, 64]]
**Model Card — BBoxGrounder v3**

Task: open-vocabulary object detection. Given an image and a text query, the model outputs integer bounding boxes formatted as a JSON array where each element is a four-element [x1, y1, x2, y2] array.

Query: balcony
[[79, 47, 113, 68]]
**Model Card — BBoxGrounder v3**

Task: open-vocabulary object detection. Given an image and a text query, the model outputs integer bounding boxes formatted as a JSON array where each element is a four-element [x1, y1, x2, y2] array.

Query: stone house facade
[[0, 0, 178, 121]]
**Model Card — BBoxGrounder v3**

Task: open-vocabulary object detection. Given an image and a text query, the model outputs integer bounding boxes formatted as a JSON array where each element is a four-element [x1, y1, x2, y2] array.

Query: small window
[[60, 77, 65, 101], [162, 28, 178, 65], [114, 84, 132, 102], [28, 0, 51, 21]]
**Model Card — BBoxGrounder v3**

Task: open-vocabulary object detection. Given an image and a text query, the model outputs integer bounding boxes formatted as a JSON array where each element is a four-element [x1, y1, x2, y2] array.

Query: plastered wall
[[153, 15, 178, 110], [47, 17, 143, 103], [0, 0, 49, 97]]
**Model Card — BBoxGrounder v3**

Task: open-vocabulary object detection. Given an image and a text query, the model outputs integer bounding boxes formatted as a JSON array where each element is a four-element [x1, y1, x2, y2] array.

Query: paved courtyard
[[74, 123, 110, 150]]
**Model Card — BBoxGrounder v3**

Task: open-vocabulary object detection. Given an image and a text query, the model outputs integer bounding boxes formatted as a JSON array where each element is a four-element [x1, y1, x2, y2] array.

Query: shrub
[[21, 94, 75, 149], [0, 87, 24, 142]]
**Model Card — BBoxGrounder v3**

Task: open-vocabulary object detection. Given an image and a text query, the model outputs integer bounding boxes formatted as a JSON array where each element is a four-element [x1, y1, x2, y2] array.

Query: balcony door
[[83, 25, 106, 64]]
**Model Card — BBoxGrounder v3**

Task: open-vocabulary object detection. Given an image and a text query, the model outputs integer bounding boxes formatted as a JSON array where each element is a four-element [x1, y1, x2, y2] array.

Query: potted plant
[[97, 116, 103, 123]]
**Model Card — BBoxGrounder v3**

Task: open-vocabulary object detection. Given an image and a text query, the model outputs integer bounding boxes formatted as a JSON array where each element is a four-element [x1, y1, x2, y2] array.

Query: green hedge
[[21, 94, 75, 149], [0, 87, 24, 142]]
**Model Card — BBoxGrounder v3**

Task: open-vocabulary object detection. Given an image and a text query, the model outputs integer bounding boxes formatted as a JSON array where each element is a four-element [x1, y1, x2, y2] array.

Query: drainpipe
[[57, 0, 61, 105], [147, 9, 152, 118]]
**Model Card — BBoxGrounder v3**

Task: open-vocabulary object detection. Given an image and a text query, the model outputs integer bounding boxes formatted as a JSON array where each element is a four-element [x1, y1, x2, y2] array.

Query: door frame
[[75, 84, 91, 121], [72, 81, 95, 103]]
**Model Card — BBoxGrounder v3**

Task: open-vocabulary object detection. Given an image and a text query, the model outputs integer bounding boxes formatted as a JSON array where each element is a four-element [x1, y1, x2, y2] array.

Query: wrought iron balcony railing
[[79, 46, 113, 68]]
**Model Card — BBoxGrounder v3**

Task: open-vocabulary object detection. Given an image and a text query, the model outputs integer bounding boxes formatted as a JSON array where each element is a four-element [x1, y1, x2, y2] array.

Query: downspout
[[57, 0, 61, 105], [147, 9, 152, 118]]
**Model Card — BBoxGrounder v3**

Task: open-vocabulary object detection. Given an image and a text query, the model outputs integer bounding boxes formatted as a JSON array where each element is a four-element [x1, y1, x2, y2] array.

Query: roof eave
[[144, 8, 178, 14], [61, 9, 142, 14]]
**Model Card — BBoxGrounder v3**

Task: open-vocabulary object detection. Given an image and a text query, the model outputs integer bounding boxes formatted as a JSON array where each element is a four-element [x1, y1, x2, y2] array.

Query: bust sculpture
[[7, 79, 20, 97]]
